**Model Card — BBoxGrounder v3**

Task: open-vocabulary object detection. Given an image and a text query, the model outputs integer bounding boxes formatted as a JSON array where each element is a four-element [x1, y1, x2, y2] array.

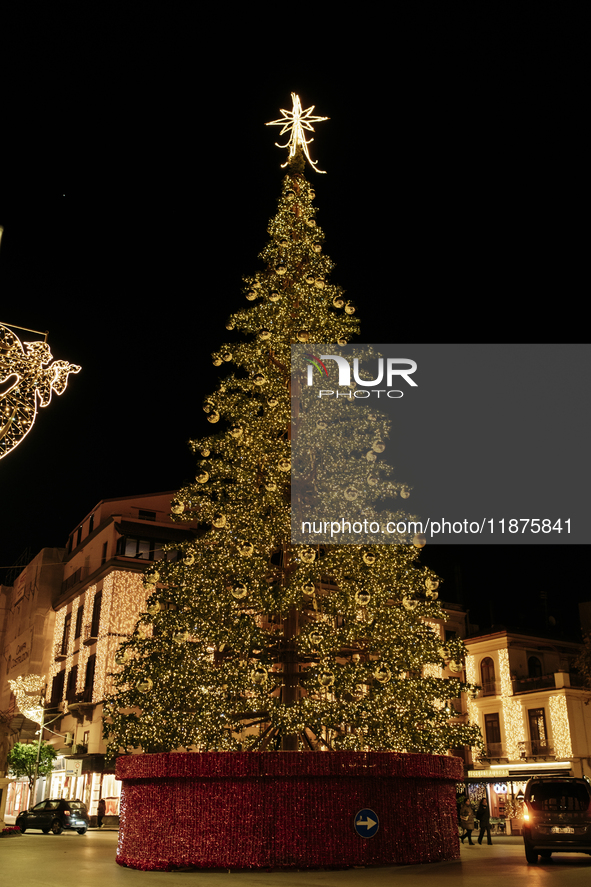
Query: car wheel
[[42, 828, 50, 834], [77, 827, 87, 835], [539, 850, 552, 859], [51, 819, 63, 835], [524, 842, 538, 864], [18, 825, 26, 833]]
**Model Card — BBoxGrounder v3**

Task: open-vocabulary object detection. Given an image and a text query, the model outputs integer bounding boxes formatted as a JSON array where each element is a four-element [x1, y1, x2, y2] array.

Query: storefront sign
[[468, 769, 509, 779], [6, 628, 34, 678], [65, 760, 83, 777]]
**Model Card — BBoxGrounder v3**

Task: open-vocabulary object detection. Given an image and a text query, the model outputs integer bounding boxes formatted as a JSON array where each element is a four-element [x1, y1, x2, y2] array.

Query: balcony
[[54, 642, 67, 662], [518, 740, 555, 760], [82, 621, 99, 646], [513, 674, 559, 693], [478, 680, 500, 697], [481, 742, 507, 761]]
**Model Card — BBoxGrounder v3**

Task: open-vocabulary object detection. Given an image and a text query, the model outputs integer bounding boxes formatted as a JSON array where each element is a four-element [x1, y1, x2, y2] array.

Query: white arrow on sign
[[357, 816, 377, 829]]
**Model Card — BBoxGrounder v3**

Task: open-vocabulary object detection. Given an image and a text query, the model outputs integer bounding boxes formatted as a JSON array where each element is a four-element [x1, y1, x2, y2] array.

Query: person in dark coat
[[477, 798, 492, 845], [459, 798, 475, 844], [97, 797, 106, 828]]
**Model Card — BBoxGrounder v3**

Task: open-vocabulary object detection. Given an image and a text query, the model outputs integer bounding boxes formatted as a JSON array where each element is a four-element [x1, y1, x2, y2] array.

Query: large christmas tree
[[104, 95, 482, 758]]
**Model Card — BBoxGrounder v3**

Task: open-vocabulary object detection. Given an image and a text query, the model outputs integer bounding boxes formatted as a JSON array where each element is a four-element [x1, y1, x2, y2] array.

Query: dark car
[[16, 798, 89, 835], [523, 776, 591, 863]]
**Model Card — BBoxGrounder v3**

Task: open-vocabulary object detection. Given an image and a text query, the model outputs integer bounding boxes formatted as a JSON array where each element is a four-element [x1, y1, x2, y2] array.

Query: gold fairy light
[[0, 323, 80, 459], [549, 695, 573, 758], [498, 648, 525, 758], [266, 93, 329, 173]]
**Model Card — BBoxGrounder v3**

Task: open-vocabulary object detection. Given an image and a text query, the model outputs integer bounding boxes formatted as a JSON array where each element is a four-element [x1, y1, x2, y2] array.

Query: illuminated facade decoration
[[0, 323, 80, 460], [8, 674, 45, 724], [266, 93, 329, 173], [1, 491, 198, 824], [464, 629, 591, 782]]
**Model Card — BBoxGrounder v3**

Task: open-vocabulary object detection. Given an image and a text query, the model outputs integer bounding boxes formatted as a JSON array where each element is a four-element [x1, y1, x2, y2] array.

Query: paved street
[[2, 832, 591, 887]]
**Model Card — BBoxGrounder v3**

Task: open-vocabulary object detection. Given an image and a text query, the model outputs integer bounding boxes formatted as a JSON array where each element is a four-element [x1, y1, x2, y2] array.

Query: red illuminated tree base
[[115, 751, 463, 871]]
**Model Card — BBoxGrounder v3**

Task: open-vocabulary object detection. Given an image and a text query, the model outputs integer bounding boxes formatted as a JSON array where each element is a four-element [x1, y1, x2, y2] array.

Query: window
[[528, 656, 543, 678], [138, 509, 156, 521], [88, 513, 94, 534], [528, 708, 549, 752], [83, 654, 96, 703], [76, 526, 82, 547], [66, 665, 78, 703], [480, 657, 496, 695], [90, 591, 102, 637], [74, 606, 84, 640], [61, 613, 72, 656], [101, 541, 108, 565], [50, 670, 65, 707], [484, 713, 501, 746]]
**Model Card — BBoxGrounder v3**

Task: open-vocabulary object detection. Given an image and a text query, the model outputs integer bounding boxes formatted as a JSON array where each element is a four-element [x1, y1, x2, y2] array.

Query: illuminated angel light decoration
[[266, 92, 329, 173], [0, 323, 81, 459], [9, 673, 45, 725]]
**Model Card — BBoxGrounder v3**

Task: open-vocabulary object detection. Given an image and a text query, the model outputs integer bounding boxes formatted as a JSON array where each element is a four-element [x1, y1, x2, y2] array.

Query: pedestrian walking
[[459, 798, 475, 845], [97, 797, 106, 829], [477, 798, 492, 845]]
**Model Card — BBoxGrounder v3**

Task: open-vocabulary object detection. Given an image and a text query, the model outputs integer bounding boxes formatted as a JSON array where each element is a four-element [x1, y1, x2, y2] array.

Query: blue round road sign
[[354, 808, 379, 838]]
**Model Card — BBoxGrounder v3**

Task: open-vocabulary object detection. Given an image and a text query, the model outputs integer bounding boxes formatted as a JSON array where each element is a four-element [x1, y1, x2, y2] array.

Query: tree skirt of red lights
[[115, 751, 462, 870]]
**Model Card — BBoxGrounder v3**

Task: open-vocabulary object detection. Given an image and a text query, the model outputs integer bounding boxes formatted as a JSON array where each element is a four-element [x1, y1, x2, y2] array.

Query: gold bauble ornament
[[309, 190, 316, 199], [313, 243, 322, 253], [402, 597, 418, 611], [173, 630, 189, 645], [355, 589, 371, 606], [316, 420, 327, 430], [296, 330, 309, 342], [230, 425, 243, 438], [265, 481, 277, 492], [222, 352, 233, 362], [183, 553, 195, 566], [426, 588, 438, 600], [136, 677, 153, 693], [278, 459, 291, 472], [225, 320, 235, 331], [115, 649, 130, 665], [197, 471, 209, 484], [300, 548, 316, 563], [344, 487, 358, 500], [318, 670, 335, 687], [144, 571, 160, 584], [251, 666, 268, 685], [259, 329, 271, 340], [306, 218, 316, 228], [269, 292, 281, 302], [200, 447, 211, 457], [253, 373, 266, 386], [372, 440, 385, 453], [373, 664, 391, 683], [362, 552, 376, 565], [246, 290, 257, 301], [212, 357, 222, 367], [366, 451, 377, 462], [303, 581, 315, 594], [333, 296, 344, 308], [426, 578, 439, 591], [207, 412, 220, 423], [276, 264, 287, 275], [314, 278, 325, 289], [203, 400, 214, 414], [171, 501, 184, 514], [267, 397, 278, 407], [449, 660, 463, 673], [306, 275, 315, 284], [345, 302, 355, 314], [337, 338, 348, 345], [309, 630, 323, 646], [367, 476, 378, 486], [285, 190, 295, 201], [400, 486, 410, 498], [238, 541, 254, 557], [232, 583, 248, 600], [212, 514, 226, 528]]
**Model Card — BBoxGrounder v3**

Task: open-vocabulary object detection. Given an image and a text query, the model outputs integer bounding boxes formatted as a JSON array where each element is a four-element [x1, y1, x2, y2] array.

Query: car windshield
[[68, 802, 85, 811], [529, 783, 590, 812]]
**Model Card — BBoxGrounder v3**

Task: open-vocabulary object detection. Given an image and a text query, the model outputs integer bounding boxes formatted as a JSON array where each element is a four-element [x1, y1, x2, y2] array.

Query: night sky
[[1, 16, 587, 639]]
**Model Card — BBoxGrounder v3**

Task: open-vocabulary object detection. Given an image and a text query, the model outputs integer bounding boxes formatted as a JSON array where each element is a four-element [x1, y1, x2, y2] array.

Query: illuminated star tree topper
[[266, 92, 329, 173]]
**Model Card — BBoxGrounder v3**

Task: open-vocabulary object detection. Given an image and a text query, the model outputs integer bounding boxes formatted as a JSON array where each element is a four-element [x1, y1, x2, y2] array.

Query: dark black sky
[[0, 12, 587, 638]]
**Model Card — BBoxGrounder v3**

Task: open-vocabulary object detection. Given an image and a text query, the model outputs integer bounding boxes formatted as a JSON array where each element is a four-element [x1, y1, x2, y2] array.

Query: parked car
[[522, 776, 591, 863], [16, 798, 89, 835]]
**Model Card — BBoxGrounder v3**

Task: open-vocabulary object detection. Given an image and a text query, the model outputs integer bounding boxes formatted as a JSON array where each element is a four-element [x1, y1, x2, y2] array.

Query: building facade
[[1, 491, 196, 825], [462, 629, 591, 833]]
